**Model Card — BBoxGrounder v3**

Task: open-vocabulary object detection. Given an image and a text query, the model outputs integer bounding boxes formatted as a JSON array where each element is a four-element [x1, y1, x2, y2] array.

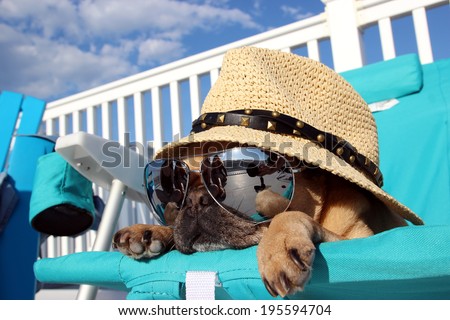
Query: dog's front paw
[[257, 233, 315, 297], [112, 224, 173, 259], [257, 211, 319, 297]]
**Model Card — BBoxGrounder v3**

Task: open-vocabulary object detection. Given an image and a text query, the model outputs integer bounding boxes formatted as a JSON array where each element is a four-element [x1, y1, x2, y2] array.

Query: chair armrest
[[55, 132, 148, 203], [34, 251, 128, 292], [34, 225, 450, 299]]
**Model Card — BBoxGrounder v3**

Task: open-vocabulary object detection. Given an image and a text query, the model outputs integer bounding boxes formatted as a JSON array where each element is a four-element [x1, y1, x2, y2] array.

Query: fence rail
[[40, 0, 450, 257]]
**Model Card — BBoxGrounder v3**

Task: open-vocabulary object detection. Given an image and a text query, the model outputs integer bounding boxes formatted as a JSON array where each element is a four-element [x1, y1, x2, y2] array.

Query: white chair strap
[[185, 271, 217, 300]]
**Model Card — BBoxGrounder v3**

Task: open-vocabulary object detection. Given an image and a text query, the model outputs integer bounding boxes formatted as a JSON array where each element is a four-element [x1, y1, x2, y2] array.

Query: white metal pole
[[209, 68, 220, 87], [307, 39, 321, 61], [133, 92, 146, 149], [76, 179, 127, 300], [378, 17, 396, 60], [412, 7, 434, 64], [169, 81, 181, 141], [323, 0, 365, 72], [117, 97, 128, 146], [101, 101, 112, 140], [189, 75, 201, 121], [151, 87, 163, 151]]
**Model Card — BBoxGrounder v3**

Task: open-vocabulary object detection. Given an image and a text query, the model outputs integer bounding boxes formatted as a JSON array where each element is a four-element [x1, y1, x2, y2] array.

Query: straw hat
[[156, 46, 423, 225]]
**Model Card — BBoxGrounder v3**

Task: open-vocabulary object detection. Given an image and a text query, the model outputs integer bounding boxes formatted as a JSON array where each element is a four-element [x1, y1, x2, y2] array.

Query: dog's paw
[[112, 224, 173, 259], [256, 211, 320, 297], [257, 233, 315, 297], [255, 189, 290, 218]]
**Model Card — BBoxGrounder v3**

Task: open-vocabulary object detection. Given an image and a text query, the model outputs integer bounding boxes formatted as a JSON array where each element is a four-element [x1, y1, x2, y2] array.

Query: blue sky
[[0, 0, 449, 102]]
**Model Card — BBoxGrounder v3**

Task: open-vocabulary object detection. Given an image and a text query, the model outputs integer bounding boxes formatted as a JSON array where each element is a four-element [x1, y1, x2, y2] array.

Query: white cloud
[[281, 5, 314, 21], [78, 0, 262, 39], [252, 0, 263, 16], [138, 39, 185, 66], [0, 0, 83, 42], [0, 23, 136, 100], [0, 0, 262, 100]]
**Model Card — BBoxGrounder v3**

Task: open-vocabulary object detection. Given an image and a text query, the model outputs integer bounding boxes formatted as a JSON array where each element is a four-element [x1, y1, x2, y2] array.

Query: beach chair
[[0, 91, 53, 299], [34, 54, 450, 299]]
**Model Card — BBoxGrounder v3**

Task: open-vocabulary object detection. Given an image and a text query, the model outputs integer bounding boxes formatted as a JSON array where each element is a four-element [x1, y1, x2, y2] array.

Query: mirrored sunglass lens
[[201, 148, 294, 221], [145, 159, 189, 224]]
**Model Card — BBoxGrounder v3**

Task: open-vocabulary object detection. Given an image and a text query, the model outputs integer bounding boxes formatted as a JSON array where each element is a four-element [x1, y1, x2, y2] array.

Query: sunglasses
[[144, 147, 298, 225]]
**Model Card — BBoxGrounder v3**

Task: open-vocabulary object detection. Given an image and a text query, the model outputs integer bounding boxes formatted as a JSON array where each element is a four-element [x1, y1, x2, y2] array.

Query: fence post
[[322, 0, 364, 72]]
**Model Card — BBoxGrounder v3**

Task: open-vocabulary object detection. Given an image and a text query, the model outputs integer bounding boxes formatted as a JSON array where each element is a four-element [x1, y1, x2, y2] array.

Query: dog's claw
[[289, 247, 315, 273], [278, 271, 291, 296], [289, 248, 307, 271], [263, 278, 278, 297]]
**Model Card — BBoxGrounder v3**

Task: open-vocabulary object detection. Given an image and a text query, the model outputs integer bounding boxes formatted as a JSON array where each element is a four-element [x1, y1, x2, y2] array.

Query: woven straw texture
[[156, 46, 423, 225]]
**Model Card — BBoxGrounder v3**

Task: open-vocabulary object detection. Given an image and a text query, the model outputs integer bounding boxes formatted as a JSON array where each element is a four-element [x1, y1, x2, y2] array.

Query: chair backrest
[[342, 55, 450, 225], [0, 91, 46, 171], [0, 91, 49, 299]]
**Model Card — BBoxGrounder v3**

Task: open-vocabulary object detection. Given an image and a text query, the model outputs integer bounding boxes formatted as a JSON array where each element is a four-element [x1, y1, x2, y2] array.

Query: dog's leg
[[113, 225, 174, 259], [257, 211, 342, 297]]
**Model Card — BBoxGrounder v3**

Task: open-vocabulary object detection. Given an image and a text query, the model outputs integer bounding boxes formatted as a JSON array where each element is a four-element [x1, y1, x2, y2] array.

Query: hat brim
[[156, 125, 423, 226]]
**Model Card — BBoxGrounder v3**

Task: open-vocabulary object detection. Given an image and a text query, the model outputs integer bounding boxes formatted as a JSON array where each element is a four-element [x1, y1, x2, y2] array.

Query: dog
[[112, 46, 422, 298], [112, 157, 407, 297]]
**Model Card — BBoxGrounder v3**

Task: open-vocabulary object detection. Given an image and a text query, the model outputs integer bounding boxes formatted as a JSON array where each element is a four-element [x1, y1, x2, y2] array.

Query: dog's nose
[[185, 186, 214, 208], [199, 194, 213, 205]]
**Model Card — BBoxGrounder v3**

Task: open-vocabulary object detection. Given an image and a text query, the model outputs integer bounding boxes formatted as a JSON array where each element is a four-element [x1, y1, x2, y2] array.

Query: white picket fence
[[39, 0, 450, 258]]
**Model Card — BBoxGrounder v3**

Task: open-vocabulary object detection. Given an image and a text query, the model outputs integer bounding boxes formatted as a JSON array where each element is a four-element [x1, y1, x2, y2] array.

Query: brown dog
[[112, 156, 406, 297], [113, 47, 422, 298]]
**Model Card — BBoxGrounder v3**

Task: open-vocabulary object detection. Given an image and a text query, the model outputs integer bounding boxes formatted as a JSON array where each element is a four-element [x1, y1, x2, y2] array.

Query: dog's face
[[165, 156, 268, 254]]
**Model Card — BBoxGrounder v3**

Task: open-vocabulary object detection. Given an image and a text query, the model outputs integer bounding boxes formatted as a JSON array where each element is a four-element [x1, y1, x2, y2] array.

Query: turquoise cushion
[[341, 54, 423, 104]]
